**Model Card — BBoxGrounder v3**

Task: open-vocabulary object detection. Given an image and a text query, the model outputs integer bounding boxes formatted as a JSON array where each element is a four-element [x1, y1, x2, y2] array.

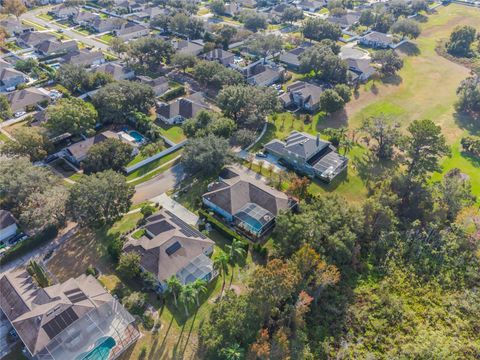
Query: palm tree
[[226, 239, 246, 288], [191, 279, 208, 307], [179, 284, 196, 317], [221, 344, 245, 360], [166, 275, 182, 307], [213, 250, 229, 297]]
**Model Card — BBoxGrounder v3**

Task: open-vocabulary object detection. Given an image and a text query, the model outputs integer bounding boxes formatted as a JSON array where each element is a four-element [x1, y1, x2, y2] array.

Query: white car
[[14, 111, 26, 118]]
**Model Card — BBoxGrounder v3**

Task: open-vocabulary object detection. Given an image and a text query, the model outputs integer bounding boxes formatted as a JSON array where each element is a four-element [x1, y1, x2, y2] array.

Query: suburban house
[[346, 58, 376, 82], [0, 270, 139, 360], [279, 81, 323, 112], [296, 0, 326, 12], [63, 130, 136, 165], [61, 49, 105, 67], [93, 62, 135, 81], [201, 48, 236, 66], [113, 22, 149, 40], [0, 17, 33, 35], [358, 31, 394, 49], [34, 39, 78, 56], [172, 40, 204, 56], [0, 66, 28, 92], [72, 11, 101, 26], [90, 18, 121, 33], [0, 210, 18, 242], [123, 209, 215, 292], [203, 165, 298, 238], [264, 131, 348, 182], [17, 32, 56, 48], [157, 92, 209, 125], [246, 63, 285, 87], [48, 5, 79, 19], [326, 12, 361, 30], [137, 75, 169, 96], [279, 44, 312, 70], [6, 87, 51, 113]]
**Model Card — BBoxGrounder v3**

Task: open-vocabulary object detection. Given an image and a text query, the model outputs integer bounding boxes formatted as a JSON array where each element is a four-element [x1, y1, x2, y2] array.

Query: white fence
[[124, 139, 187, 174]]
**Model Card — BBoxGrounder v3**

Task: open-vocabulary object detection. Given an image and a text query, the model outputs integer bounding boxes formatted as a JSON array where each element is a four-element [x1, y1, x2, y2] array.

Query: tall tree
[[361, 116, 401, 160], [66, 170, 134, 228], [213, 250, 230, 296], [172, 53, 197, 73], [0, 94, 12, 120], [281, 6, 304, 24], [372, 49, 404, 76], [1, 0, 26, 18], [447, 25, 476, 57], [127, 37, 173, 72], [191, 279, 208, 306], [83, 138, 133, 174], [181, 134, 232, 177], [55, 64, 91, 93], [239, 10, 267, 32], [179, 284, 196, 316], [391, 18, 421, 39], [45, 97, 98, 136], [302, 18, 342, 42], [249, 33, 283, 63], [92, 80, 155, 124], [226, 238, 246, 287], [166, 276, 183, 306], [1, 127, 51, 161]]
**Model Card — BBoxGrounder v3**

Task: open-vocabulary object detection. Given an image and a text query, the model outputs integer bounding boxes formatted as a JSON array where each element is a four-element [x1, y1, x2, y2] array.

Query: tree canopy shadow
[[381, 74, 403, 86], [317, 109, 349, 131], [354, 150, 399, 184], [396, 42, 421, 56], [454, 111, 480, 136]]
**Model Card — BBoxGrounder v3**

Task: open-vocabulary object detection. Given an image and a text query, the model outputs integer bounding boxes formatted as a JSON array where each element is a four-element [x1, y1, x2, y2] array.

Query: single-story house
[[0, 210, 18, 242], [296, 0, 326, 12], [17, 32, 56, 48], [264, 131, 348, 182], [35, 39, 78, 56], [326, 12, 361, 30], [61, 49, 105, 67], [358, 31, 394, 49], [137, 75, 169, 97], [113, 22, 149, 41], [0, 67, 28, 92], [201, 48, 235, 66], [202, 165, 298, 238], [90, 18, 121, 33], [72, 11, 100, 26], [123, 209, 215, 292], [0, 270, 140, 360], [247, 66, 285, 86], [48, 4, 79, 19], [346, 58, 376, 82], [279, 81, 323, 112], [0, 17, 33, 35], [93, 62, 135, 81], [279, 44, 312, 70], [63, 130, 135, 165], [172, 40, 204, 56], [157, 92, 209, 125], [6, 87, 51, 112]]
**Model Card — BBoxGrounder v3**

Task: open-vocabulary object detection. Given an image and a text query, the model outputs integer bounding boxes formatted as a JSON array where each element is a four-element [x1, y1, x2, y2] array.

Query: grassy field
[[325, 4, 480, 198]]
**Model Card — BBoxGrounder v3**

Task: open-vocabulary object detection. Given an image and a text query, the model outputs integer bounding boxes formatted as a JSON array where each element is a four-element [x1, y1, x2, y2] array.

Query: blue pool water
[[80, 336, 116, 360], [128, 130, 145, 143]]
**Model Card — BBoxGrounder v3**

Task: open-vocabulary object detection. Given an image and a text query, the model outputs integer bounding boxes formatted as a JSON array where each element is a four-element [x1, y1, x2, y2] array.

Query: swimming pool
[[79, 336, 116, 360], [128, 130, 145, 143]]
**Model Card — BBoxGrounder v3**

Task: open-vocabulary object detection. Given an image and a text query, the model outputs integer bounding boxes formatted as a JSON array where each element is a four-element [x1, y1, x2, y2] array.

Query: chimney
[[316, 133, 320, 146]]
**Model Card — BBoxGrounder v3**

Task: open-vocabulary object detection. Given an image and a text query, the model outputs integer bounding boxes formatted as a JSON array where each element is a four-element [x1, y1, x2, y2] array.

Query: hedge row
[[160, 86, 185, 102], [0, 226, 58, 265], [198, 209, 250, 248]]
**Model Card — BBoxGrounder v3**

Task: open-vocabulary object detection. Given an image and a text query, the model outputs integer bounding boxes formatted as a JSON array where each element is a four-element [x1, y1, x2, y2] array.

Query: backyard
[[45, 211, 254, 360]]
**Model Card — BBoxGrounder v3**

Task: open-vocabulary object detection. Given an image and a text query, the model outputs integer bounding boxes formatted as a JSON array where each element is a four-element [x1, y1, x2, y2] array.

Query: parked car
[[256, 151, 268, 158], [14, 111, 26, 118]]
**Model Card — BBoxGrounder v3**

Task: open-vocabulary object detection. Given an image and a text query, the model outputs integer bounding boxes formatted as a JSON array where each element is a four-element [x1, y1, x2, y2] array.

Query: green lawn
[[126, 148, 184, 181], [5, 41, 21, 51], [158, 123, 186, 144], [37, 13, 54, 21], [97, 33, 115, 44], [21, 19, 47, 31], [126, 146, 168, 167], [0, 131, 9, 143]]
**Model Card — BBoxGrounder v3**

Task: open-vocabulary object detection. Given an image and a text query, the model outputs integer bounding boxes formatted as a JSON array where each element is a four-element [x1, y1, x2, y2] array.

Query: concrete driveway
[[340, 43, 371, 60], [150, 193, 198, 226]]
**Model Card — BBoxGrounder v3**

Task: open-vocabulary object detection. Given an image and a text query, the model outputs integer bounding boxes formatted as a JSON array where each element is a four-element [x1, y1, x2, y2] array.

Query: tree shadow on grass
[[461, 151, 480, 168], [454, 111, 480, 136], [317, 110, 349, 131], [381, 74, 403, 86], [354, 150, 399, 185], [396, 42, 421, 56]]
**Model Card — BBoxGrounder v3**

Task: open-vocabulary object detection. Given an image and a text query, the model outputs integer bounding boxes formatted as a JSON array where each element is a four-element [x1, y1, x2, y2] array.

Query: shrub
[[160, 86, 185, 102], [198, 209, 249, 247], [122, 291, 147, 315]]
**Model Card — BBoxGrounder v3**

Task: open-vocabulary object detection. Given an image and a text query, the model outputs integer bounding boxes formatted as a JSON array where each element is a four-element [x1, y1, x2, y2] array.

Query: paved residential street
[[20, 9, 110, 51], [132, 164, 186, 204]]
